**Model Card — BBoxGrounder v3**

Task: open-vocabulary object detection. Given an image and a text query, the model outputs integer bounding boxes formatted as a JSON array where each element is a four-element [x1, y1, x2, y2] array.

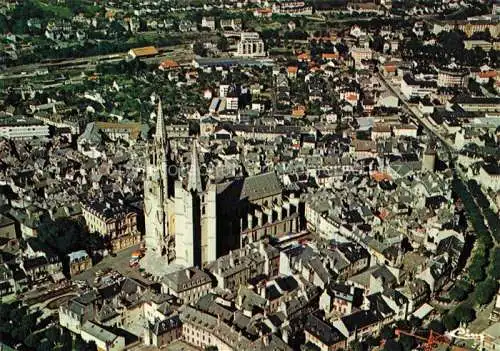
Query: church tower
[[144, 100, 175, 264], [175, 139, 217, 267]]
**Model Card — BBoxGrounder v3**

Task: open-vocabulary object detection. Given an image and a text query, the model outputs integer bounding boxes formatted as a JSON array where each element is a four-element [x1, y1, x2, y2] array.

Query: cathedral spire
[[155, 98, 166, 144], [187, 139, 203, 193]]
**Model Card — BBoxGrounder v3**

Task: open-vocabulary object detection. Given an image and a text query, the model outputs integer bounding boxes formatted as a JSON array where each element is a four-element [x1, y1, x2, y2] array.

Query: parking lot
[[72, 244, 153, 286]]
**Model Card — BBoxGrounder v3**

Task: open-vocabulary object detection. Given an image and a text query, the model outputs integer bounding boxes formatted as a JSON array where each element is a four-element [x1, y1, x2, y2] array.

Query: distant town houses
[[0, 1, 499, 350]]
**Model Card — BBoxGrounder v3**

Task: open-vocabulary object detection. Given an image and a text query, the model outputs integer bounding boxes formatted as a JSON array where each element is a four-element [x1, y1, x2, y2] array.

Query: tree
[[380, 324, 395, 340], [24, 333, 41, 349], [61, 328, 72, 350], [468, 259, 486, 282], [443, 312, 459, 331], [383, 339, 402, 351], [475, 279, 498, 306], [399, 334, 415, 351], [0, 14, 9, 34], [216, 36, 229, 52], [453, 304, 475, 324], [489, 248, 500, 280], [193, 41, 206, 56], [409, 316, 422, 329], [371, 35, 385, 52], [87, 341, 98, 351], [74, 334, 86, 351], [45, 326, 60, 346], [108, 21, 128, 39], [448, 285, 468, 301], [349, 340, 364, 351], [449, 280, 472, 301], [428, 320, 446, 335], [36, 340, 52, 351], [37, 217, 89, 255]]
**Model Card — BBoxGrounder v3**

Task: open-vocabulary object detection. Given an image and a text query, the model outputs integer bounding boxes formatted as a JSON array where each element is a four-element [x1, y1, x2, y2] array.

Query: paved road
[[377, 73, 457, 153]]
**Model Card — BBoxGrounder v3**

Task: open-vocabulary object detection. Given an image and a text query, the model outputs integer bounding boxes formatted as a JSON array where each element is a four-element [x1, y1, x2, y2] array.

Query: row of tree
[[403, 30, 498, 68], [443, 178, 499, 330]]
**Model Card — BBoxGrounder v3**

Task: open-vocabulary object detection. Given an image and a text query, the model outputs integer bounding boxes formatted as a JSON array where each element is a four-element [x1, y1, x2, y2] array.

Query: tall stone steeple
[[187, 139, 203, 193], [155, 99, 167, 144], [143, 98, 176, 269]]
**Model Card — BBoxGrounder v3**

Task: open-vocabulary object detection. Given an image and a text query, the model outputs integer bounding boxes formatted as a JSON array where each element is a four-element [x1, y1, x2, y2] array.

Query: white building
[[201, 17, 216, 31], [393, 124, 418, 138], [400, 74, 437, 99], [225, 96, 239, 111], [0, 118, 49, 139], [236, 32, 265, 57]]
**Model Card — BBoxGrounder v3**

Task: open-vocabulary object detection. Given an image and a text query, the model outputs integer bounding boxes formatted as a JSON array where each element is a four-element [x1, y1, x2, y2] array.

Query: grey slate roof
[[163, 267, 211, 293]]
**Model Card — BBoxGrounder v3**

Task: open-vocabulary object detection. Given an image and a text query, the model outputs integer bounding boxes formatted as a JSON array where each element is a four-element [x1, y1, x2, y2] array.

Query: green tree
[[87, 341, 98, 351], [216, 36, 229, 52], [399, 334, 415, 351], [380, 324, 395, 340], [428, 320, 445, 335], [454, 304, 475, 324], [443, 312, 459, 331], [193, 41, 206, 56], [24, 333, 41, 349], [0, 14, 9, 33], [74, 334, 86, 351], [37, 340, 53, 351], [349, 340, 364, 351], [45, 326, 60, 346], [489, 248, 500, 280], [449, 280, 472, 301], [475, 279, 498, 306], [383, 339, 402, 351], [37, 217, 89, 255], [468, 259, 486, 282], [61, 328, 72, 350], [409, 316, 422, 329], [449, 285, 468, 301]]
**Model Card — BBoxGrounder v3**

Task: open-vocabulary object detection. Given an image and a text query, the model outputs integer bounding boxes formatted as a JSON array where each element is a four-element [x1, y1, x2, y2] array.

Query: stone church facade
[[143, 100, 301, 273]]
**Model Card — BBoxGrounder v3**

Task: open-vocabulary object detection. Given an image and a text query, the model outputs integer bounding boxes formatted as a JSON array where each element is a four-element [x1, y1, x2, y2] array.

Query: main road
[[377, 72, 457, 165]]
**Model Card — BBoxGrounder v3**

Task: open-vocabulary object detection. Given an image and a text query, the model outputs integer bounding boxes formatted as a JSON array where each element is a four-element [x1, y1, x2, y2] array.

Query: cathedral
[[143, 100, 302, 274]]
